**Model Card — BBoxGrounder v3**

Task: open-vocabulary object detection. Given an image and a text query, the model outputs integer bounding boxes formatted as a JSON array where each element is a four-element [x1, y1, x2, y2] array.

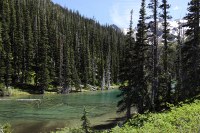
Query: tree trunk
[[151, 0, 158, 111], [101, 69, 105, 90]]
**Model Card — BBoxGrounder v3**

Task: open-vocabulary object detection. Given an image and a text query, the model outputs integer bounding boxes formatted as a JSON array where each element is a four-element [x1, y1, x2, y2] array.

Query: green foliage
[[0, 123, 12, 133], [0, 83, 11, 96], [159, 0, 172, 106], [81, 107, 91, 133], [0, 0, 125, 92], [1, 0, 12, 88], [37, 8, 50, 92], [0, 83, 6, 96], [0, 20, 3, 84], [118, 10, 135, 119], [23, 3, 34, 83], [110, 99, 200, 133], [181, 0, 200, 100], [148, 0, 159, 112], [118, 0, 150, 117]]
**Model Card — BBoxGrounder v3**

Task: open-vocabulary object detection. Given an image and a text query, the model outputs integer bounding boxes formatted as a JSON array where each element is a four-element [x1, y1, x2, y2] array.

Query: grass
[[0, 84, 30, 97], [8, 88, 30, 96]]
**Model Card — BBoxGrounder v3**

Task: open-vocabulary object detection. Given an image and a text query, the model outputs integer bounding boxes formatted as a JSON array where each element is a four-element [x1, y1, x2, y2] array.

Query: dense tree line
[[119, 0, 200, 118], [0, 0, 199, 120], [0, 0, 125, 93]]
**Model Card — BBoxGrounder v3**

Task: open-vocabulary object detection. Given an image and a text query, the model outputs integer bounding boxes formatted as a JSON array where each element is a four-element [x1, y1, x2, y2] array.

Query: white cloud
[[173, 6, 180, 11], [109, 1, 140, 28]]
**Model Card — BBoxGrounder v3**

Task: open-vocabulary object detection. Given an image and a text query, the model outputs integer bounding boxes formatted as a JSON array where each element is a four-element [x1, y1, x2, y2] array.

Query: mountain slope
[[0, 0, 125, 92]]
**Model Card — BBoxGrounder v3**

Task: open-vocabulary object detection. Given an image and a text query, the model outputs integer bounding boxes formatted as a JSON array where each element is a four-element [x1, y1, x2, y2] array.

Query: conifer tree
[[117, 10, 135, 119], [81, 107, 91, 133], [38, 4, 49, 93], [182, 0, 200, 99], [117, 86, 132, 119], [175, 22, 184, 103], [23, 2, 34, 83], [58, 22, 64, 91], [83, 24, 92, 86], [0, 16, 3, 83], [2, 0, 12, 88], [148, 0, 159, 111], [62, 30, 71, 93], [15, 0, 23, 83], [133, 0, 150, 113], [159, 0, 172, 104], [70, 44, 81, 91], [47, 10, 57, 86], [90, 25, 97, 86], [101, 37, 106, 90], [106, 43, 111, 90], [33, 10, 39, 87], [9, 0, 17, 84]]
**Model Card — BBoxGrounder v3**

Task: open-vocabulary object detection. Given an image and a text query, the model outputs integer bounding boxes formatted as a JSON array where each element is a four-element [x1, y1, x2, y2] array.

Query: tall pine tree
[[23, 1, 34, 83], [117, 10, 135, 119], [15, 0, 23, 83], [0, 12, 3, 84], [148, 0, 159, 111], [182, 0, 200, 99], [133, 0, 150, 114], [38, 1, 49, 93], [159, 0, 172, 105], [9, 0, 17, 84], [2, 0, 12, 88]]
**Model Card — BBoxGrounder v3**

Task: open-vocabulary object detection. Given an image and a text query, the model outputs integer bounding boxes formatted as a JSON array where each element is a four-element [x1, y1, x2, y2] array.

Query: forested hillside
[[0, 0, 125, 93]]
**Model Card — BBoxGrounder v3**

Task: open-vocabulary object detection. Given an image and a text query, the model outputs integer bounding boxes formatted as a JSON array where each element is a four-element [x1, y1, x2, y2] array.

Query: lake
[[0, 89, 121, 133]]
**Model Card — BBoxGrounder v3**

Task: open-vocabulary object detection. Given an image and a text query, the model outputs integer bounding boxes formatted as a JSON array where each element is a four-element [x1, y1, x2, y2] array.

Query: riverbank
[[0, 84, 119, 98]]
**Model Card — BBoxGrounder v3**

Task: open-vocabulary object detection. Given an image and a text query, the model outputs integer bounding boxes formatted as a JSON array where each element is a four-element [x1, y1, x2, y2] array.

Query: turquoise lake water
[[0, 89, 121, 133]]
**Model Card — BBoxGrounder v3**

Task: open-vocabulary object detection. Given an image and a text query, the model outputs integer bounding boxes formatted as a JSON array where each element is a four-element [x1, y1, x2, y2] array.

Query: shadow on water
[[14, 121, 66, 133], [92, 116, 126, 130]]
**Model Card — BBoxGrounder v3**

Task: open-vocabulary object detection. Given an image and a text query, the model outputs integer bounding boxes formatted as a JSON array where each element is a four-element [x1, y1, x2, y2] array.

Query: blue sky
[[52, 0, 190, 28]]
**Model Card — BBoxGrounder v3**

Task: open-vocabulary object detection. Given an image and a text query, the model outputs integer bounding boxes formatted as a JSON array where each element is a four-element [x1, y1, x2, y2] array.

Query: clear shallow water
[[0, 89, 120, 133]]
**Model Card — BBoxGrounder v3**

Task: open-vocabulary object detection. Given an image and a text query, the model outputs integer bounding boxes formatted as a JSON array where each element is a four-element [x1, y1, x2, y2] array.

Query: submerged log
[[0, 99, 41, 102], [16, 99, 41, 102]]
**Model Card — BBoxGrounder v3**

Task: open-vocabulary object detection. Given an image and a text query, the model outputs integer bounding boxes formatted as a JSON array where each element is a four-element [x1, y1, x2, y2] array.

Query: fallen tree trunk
[[0, 99, 41, 102]]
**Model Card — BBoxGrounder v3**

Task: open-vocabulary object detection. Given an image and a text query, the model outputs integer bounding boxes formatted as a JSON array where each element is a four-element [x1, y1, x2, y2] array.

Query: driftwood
[[0, 99, 41, 102]]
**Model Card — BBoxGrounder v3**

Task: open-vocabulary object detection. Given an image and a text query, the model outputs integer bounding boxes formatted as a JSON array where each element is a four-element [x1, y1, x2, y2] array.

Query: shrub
[[0, 123, 12, 133], [0, 84, 10, 97], [110, 99, 200, 133]]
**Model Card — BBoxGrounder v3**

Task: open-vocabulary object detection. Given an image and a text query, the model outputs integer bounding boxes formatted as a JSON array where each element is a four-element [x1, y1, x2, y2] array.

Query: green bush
[[0, 123, 12, 133], [0, 84, 10, 97], [110, 100, 200, 133]]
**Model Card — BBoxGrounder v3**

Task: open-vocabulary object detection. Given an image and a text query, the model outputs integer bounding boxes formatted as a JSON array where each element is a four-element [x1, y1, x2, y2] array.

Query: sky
[[52, 0, 190, 28]]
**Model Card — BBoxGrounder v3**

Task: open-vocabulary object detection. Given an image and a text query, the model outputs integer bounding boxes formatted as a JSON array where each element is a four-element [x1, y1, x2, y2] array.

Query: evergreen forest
[[0, 0, 200, 132], [0, 0, 125, 94]]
